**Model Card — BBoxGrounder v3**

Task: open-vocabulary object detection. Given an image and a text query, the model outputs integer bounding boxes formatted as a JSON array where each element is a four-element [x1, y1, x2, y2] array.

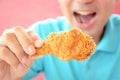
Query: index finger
[[27, 31, 43, 48], [12, 26, 36, 55]]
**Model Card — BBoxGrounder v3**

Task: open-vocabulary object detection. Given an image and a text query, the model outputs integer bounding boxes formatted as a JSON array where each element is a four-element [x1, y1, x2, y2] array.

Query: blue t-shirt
[[22, 14, 120, 80]]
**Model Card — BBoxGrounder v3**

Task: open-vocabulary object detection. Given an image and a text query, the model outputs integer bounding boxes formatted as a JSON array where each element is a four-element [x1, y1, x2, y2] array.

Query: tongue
[[80, 13, 95, 23]]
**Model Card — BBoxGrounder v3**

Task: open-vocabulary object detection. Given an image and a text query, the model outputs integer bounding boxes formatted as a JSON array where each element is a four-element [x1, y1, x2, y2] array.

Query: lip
[[73, 10, 97, 29]]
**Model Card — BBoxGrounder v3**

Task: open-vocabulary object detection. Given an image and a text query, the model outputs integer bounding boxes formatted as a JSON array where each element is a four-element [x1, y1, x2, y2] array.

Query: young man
[[0, 0, 120, 80]]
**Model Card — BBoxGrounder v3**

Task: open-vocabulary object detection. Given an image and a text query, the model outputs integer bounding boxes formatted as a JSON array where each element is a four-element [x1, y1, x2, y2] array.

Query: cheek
[[58, 0, 72, 12], [98, 1, 116, 23], [58, 0, 72, 5], [100, 1, 116, 13], [59, 1, 72, 17]]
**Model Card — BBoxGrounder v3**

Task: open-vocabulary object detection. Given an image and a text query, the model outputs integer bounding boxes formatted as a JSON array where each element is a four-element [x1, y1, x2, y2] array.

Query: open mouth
[[73, 11, 96, 24]]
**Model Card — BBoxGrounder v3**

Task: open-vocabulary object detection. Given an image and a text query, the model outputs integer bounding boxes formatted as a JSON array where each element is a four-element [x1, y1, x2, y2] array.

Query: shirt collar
[[95, 19, 118, 53]]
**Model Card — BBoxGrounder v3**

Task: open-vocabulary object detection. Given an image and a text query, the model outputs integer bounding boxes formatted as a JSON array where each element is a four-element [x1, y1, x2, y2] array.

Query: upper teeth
[[77, 12, 94, 15]]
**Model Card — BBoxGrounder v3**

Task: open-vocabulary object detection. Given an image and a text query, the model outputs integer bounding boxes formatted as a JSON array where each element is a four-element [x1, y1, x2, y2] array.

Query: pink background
[[0, 0, 120, 80], [0, 0, 120, 35], [0, 0, 62, 34]]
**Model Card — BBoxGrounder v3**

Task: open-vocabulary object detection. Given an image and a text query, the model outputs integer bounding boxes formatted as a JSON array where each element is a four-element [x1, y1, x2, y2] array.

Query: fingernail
[[28, 45, 35, 54], [34, 40, 43, 47], [18, 64, 24, 70], [22, 56, 28, 63]]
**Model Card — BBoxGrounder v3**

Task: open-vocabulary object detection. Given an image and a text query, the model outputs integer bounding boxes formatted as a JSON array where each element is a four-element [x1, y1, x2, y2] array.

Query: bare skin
[[0, 0, 120, 80], [0, 27, 44, 80], [58, 0, 119, 44]]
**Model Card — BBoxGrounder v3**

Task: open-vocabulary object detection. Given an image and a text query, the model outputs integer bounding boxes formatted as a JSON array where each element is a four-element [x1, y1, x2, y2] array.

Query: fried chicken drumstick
[[31, 28, 96, 61]]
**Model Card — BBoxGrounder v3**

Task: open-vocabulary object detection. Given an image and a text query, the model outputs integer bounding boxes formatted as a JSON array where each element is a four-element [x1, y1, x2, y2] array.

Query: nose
[[75, 0, 94, 4]]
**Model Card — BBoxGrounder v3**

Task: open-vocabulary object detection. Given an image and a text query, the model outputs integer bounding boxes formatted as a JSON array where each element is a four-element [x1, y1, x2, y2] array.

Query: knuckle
[[0, 47, 8, 56], [3, 29, 14, 40], [27, 30, 33, 34], [4, 33, 14, 40], [13, 26, 23, 32], [16, 51, 25, 59], [3, 29, 10, 36], [28, 31, 36, 37], [21, 37, 33, 46], [23, 37, 30, 42], [0, 47, 20, 66], [12, 58, 19, 66], [27, 31, 41, 41]]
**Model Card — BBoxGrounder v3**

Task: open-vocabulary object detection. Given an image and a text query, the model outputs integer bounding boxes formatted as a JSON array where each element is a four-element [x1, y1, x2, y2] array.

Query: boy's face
[[58, 0, 118, 36]]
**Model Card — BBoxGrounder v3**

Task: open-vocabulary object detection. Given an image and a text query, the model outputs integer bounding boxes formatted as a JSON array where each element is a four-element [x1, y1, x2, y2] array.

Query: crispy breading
[[31, 28, 96, 61]]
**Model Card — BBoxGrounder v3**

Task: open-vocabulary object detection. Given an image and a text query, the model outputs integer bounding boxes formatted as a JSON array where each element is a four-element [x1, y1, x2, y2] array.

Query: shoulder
[[29, 16, 69, 30], [28, 16, 70, 39], [109, 14, 120, 20], [108, 14, 120, 27], [106, 14, 120, 32], [106, 14, 120, 45]]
